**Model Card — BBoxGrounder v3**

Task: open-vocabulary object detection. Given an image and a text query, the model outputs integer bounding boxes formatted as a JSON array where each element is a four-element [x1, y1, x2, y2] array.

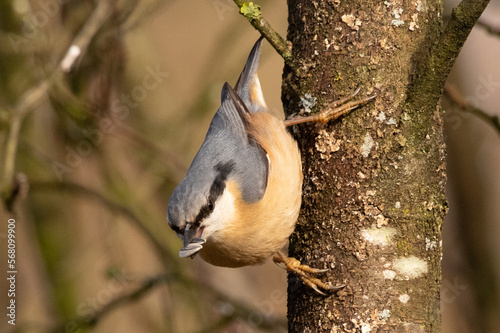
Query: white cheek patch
[[203, 187, 236, 236]]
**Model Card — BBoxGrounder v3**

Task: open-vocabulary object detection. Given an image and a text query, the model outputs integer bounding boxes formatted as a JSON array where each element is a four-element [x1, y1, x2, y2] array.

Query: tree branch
[[113, 121, 187, 183], [232, 1, 292, 66], [12, 1, 112, 120], [46, 272, 286, 333], [29, 180, 177, 266], [444, 83, 500, 137], [408, 0, 490, 110], [1, 117, 21, 201], [193, 279, 287, 332], [58, 1, 113, 73], [47, 274, 174, 333], [1, 1, 113, 207], [477, 19, 500, 38]]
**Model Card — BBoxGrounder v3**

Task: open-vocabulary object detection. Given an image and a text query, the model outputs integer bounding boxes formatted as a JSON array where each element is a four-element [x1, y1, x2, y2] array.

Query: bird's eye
[[169, 223, 183, 235]]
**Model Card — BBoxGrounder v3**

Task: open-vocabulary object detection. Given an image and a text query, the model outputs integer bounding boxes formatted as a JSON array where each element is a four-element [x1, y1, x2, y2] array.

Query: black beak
[[179, 225, 206, 258]]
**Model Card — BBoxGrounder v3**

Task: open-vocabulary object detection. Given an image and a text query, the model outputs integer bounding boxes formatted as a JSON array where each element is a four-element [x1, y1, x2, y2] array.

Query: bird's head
[[167, 160, 238, 258]]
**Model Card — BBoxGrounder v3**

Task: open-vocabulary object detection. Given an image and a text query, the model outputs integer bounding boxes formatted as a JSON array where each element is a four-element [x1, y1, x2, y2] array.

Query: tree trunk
[[282, 1, 446, 331]]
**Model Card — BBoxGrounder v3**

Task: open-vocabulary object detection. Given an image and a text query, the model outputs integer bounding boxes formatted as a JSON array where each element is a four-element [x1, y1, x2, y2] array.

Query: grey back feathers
[[168, 38, 269, 227]]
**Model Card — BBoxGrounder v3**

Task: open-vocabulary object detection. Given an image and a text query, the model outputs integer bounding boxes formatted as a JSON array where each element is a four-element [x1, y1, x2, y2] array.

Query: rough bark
[[282, 1, 447, 332]]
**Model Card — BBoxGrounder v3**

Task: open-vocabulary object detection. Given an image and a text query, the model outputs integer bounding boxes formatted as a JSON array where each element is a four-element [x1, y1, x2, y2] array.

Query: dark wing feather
[[233, 36, 267, 113]]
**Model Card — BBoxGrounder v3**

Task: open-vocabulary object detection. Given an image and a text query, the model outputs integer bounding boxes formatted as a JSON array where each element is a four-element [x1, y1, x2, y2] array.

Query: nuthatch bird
[[167, 37, 375, 295]]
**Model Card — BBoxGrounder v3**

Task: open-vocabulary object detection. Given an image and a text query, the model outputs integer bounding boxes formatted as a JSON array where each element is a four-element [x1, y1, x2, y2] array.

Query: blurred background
[[0, 0, 499, 332]]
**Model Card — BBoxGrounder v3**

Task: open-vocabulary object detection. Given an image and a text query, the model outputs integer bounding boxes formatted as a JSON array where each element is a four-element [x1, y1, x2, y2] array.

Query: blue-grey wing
[[190, 83, 268, 203]]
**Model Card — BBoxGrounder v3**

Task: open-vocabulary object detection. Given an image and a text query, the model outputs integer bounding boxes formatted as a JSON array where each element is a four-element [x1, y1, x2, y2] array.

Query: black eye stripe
[[169, 223, 183, 234], [193, 161, 235, 227]]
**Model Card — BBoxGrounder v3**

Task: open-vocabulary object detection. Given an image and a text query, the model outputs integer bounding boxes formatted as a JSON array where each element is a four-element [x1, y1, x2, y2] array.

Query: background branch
[[30, 179, 287, 332], [29, 180, 176, 265], [444, 83, 500, 137], [46, 272, 286, 333], [1, 1, 113, 207], [47, 274, 175, 333], [477, 19, 500, 37]]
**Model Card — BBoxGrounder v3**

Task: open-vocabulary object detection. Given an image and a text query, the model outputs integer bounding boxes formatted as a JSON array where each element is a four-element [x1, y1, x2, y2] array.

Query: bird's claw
[[273, 251, 345, 296], [300, 276, 346, 296]]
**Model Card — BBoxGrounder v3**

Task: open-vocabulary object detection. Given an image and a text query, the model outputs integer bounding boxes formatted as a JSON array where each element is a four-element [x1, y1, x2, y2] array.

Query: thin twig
[[49, 78, 188, 183], [43, 271, 286, 333], [444, 83, 500, 137], [232, 1, 293, 67], [59, 2, 113, 73], [13, 1, 112, 119], [193, 280, 287, 332], [1, 117, 21, 198], [193, 315, 238, 333], [29, 180, 177, 266], [113, 121, 188, 182], [284, 88, 376, 126], [47, 274, 175, 333], [476, 19, 500, 38], [1, 2, 113, 205]]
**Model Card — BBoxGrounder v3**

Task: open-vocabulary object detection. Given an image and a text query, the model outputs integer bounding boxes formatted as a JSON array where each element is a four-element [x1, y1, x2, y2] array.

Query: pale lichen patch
[[378, 309, 390, 320], [415, 0, 427, 12], [361, 133, 374, 157], [425, 238, 438, 251], [324, 38, 331, 50], [361, 227, 397, 247], [386, 117, 397, 125], [299, 93, 316, 113], [383, 269, 397, 280], [391, 8, 405, 27], [376, 111, 386, 122], [399, 293, 410, 303], [361, 324, 372, 333], [392, 256, 428, 279]]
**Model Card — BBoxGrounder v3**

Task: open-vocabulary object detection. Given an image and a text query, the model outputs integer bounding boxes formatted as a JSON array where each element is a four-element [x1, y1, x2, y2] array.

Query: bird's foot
[[284, 86, 376, 127], [273, 251, 345, 296]]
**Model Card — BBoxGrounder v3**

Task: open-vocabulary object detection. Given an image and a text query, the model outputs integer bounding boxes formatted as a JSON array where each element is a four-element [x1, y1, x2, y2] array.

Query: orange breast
[[200, 112, 303, 267]]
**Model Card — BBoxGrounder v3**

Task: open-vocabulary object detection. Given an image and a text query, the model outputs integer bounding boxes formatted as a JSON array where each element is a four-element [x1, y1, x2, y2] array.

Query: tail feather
[[233, 36, 267, 113]]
